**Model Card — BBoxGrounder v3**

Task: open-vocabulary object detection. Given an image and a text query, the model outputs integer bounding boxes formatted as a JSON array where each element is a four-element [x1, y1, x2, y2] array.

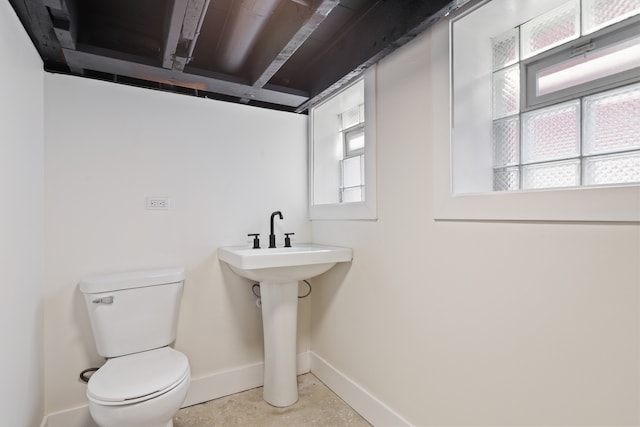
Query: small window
[[490, 2, 640, 192], [339, 106, 365, 203], [309, 68, 377, 220], [344, 124, 365, 157], [446, 0, 640, 221], [525, 23, 640, 109]]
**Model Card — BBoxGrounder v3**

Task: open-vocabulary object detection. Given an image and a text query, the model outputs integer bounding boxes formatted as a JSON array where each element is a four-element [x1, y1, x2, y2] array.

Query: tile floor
[[174, 373, 371, 426]]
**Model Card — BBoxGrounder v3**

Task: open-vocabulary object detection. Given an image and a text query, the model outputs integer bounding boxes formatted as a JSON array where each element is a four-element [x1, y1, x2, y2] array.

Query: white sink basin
[[218, 244, 352, 282], [218, 242, 352, 407]]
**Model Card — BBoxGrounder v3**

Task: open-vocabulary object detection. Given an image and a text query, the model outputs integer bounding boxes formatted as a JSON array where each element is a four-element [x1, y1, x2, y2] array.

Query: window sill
[[434, 178, 640, 222], [310, 200, 377, 221]]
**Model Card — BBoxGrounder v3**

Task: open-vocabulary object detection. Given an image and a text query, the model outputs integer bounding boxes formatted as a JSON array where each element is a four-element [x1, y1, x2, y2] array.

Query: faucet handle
[[248, 233, 260, 249], [284, 233, 295, 248]]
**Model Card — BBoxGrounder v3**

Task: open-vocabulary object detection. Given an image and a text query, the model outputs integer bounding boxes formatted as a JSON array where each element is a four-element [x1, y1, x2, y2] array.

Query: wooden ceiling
[[9, 0, 464, 112]]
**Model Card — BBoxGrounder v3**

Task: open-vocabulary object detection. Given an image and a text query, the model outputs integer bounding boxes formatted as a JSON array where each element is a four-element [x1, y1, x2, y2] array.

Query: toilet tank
[[79, 268, 185, 358]]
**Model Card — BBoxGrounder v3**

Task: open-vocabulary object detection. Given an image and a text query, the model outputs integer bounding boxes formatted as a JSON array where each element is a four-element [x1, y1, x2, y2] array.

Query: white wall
[[0, 2, 45, 427], [310, 13, 640, 427], [15, 2, 637, 423], [43, 75, 310, 413]]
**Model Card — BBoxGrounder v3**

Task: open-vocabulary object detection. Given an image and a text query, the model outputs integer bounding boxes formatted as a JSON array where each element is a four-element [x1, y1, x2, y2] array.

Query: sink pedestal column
[[259, 280, 299, 407]]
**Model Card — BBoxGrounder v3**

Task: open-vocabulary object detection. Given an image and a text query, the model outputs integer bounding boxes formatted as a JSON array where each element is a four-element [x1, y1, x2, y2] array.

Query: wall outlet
[[145, 197, 170, 210]]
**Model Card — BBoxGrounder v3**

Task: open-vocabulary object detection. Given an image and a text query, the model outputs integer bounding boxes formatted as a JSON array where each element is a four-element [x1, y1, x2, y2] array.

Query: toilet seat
[[87, 347, 189, 406]]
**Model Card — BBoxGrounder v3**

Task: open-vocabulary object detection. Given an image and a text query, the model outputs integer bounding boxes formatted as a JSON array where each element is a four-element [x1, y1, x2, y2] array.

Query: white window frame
[[343, 123, 365, 157], [523, 19, 640, 111], [309, 66, 377, 220], [340, 123, 365, 203], [435, 0, 640, 222]]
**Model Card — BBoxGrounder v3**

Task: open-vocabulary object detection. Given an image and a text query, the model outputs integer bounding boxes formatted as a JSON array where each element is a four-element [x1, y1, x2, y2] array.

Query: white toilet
[[79, 268, 191, 427]]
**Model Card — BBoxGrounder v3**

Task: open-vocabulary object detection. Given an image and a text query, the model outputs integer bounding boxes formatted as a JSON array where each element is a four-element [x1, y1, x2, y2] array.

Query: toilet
[[79, 268, 191, 427]]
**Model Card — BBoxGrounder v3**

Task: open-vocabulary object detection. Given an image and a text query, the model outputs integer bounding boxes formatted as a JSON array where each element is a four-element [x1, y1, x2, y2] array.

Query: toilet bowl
[[79, 268, 191, 427], [87, 347, 190, 427]]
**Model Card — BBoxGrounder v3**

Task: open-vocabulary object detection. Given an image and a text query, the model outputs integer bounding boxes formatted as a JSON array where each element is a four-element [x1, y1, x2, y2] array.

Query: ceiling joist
[[62, 44, 309, 107], [9, 0, 462, 112], [162, 0, 190, 70], [240, 0, 340, 103], [175, 0, 209, 71]]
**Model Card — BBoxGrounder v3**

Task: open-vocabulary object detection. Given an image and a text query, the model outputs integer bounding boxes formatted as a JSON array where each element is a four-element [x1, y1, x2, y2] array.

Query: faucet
[[269, 211, 283, 248]]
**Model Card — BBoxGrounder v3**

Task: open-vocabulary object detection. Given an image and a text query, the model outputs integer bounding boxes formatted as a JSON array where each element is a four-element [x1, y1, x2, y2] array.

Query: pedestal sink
[[218, 244, 352, 407]]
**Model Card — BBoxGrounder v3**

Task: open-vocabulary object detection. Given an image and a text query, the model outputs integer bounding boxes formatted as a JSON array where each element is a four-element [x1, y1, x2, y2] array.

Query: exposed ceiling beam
[[10, 0, 472, 113], [44, 0, 76, 49], [216, 0, 281, 75], [295, 0, 470, 112], [44, 0, 83, 74], [62, 45, 309, 107], [162, 0, 189, 69], [239, 0, 339, 104], [10, 0, 63, 63], [163, 0, 210, 71]]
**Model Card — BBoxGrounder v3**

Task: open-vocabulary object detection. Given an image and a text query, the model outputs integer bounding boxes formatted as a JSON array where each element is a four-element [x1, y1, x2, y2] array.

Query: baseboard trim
[[310, 352, 412, 427], [183, 351, 310, 407], [41, 352, 408, 427], [41, 404, 96, 427], [43, 351, 311, 427]]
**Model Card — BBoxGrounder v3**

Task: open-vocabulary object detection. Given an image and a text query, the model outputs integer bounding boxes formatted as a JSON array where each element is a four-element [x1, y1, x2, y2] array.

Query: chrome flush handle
[[92, 296, 114, 304]]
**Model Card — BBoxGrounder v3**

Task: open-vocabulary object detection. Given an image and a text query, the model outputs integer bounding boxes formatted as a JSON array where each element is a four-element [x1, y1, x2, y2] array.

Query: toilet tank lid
[[79, 268, 185, 293]]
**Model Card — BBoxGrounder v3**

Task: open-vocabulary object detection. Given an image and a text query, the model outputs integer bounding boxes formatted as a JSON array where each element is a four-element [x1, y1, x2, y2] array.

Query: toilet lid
[[87, 347, 189, 404]]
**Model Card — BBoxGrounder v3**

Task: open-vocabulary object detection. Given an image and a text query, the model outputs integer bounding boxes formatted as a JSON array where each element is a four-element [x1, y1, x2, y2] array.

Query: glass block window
[[492, 64, 520, 119], [341, 155, 364, 203], [309, 68, 375, 220], [521, 100, 580, 163], [339, 103, 365, 203], [521, 0, 580, 59], [582, 0, 640, 34], [345, 127, 365, 156], [584, 152, 640, 185], [492, 28, 520, 70], [584, 151, 640, 185], [493, 116, 520, 166], [494, 167, 520, 191], [491, 1, 640, 191], [523, 159, 581, 189], [583, 83, 640, 155], [340, 104, 363, 130]]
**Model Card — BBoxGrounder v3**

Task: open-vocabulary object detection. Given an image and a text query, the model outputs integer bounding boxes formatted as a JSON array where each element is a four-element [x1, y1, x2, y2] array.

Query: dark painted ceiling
[[9, 0, 464, 112]]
